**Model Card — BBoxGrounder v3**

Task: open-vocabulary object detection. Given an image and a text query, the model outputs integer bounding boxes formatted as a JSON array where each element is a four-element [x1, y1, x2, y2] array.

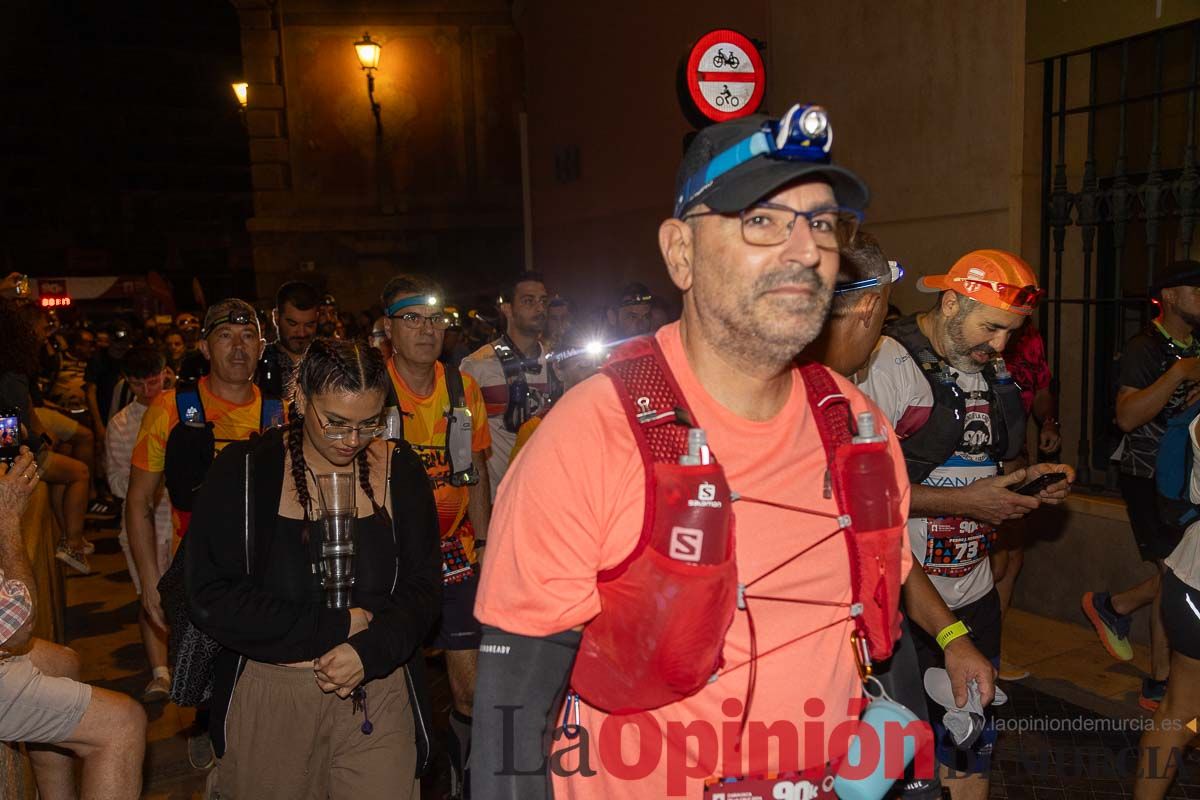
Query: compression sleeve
[[471, 626, 581, 800]]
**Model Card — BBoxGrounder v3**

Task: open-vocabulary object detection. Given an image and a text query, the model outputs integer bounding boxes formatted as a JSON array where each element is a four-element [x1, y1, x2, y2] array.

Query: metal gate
[[1039, 20, 1200, 489]]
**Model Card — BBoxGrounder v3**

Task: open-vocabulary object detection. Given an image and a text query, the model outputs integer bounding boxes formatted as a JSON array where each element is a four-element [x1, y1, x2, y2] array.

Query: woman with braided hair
[[185, 337, 441, 798]]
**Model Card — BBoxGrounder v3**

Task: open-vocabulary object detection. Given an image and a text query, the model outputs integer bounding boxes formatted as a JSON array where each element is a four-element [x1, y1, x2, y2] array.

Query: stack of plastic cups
[[315, 472, 357, 610]]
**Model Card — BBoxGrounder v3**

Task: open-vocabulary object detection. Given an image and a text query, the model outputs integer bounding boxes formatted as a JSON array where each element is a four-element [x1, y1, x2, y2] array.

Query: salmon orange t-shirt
[[386, 359, 491, 563], [475, 322, 912, 799], [132, 377, 266, 536]]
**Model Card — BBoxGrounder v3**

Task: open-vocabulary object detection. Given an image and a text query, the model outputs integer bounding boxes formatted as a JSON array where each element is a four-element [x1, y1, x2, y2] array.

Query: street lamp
[[354, 32, 382, 134], [231, 82, 249, 109]]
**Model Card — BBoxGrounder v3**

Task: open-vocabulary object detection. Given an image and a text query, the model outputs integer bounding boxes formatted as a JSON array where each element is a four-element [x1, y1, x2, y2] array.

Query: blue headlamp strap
[[386, 295, 441, 317], [834, 262, 905, 295], [674, 103, 834, 218]]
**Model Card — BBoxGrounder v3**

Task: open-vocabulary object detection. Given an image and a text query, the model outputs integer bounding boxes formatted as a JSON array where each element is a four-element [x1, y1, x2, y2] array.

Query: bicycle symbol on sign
[[712, 48, 741, 69], [714, 85, 740, 108]]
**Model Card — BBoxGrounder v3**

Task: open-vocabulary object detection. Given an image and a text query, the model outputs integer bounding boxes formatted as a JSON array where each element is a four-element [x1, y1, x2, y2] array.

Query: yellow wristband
[[936, 620, 969, 650]]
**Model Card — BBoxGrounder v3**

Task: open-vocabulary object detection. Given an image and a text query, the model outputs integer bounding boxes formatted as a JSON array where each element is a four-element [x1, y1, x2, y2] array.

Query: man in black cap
[[607, 282, 655, 340], [1084, 259, 1200, 712], [472, 105, 913, 799]]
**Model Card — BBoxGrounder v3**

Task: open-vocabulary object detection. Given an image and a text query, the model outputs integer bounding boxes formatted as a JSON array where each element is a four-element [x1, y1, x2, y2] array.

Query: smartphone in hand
[[1014, 472, 1067, 496]]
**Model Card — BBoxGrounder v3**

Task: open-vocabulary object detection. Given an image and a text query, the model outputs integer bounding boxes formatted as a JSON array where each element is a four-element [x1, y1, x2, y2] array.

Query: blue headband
[[385, 295, 441, 317]]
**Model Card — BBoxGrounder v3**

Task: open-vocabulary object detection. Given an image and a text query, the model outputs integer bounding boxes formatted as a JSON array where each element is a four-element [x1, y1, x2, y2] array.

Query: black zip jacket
[[184, 427, 441, 760]]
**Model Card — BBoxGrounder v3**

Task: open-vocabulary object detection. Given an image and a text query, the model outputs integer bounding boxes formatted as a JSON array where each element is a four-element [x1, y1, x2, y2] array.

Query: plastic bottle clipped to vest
[[843, 412, 902, 532], [649, 428, 732, 564]]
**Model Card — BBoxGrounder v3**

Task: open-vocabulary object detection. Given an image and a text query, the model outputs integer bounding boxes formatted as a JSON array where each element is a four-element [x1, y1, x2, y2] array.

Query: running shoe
[[188, 730, 215, 770], [1139, 678, 1167, 712], [999, 660, 1030, 681], [142, 675, 170, 704], [1081, 591, 1133, 662], [84, 497, 120, 521], [54, 545, 91, 575]]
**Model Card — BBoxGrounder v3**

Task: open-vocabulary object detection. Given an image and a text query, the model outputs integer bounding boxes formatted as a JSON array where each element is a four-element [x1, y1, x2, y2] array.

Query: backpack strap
[[598, 336, 698, 580], [797, 361, 855, 463], [797, 362, 870, 646], [491, 337, 529, 385], [444, 362, 467, 409]]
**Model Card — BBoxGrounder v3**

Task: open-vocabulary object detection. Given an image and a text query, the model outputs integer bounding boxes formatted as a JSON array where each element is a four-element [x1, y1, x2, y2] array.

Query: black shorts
[[432, 573, 482, 651], [1119, 473, 1184, 562], [1162, 569, 1200, 661], [911, 588, 1002, 774]]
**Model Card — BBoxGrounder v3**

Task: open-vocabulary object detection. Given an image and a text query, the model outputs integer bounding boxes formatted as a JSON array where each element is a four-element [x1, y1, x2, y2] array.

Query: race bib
[[704, 769, 838, 800], [441, 536, 474, 585], [923, 516, 994, 579]]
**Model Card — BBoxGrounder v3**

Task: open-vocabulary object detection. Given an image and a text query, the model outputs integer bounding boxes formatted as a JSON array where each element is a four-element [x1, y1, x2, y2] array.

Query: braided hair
[[287, 338, 391, 523]]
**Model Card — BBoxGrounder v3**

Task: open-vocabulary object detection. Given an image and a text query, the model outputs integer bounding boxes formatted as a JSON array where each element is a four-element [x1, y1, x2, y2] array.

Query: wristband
[[936, 620, 970, 650]]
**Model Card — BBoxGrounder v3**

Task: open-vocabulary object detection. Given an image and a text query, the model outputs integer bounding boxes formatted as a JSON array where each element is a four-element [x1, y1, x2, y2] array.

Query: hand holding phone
[[1014, 471, 1067, 496]]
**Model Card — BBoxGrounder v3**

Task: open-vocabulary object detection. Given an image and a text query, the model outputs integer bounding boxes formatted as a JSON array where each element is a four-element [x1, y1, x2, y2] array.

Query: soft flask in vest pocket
[[830, 423, 905, 662], [570, 460, 738, 714]]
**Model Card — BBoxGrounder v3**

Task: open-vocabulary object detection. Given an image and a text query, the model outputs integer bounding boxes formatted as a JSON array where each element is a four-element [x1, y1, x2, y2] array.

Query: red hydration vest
[[568, 338, 904, 715]]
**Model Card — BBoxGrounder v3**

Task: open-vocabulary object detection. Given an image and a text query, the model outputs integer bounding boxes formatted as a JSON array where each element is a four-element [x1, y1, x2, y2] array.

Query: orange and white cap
[[917, 249, 1042, 316]]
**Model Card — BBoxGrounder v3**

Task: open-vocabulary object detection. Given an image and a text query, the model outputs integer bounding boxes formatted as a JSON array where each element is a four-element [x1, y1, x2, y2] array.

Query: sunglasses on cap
[[834, 261, 905, 295], [202, 309, 257, 336], [952, 277, 1044, 309], [675, 103, 834, 217], [620, 293, 653, 307]]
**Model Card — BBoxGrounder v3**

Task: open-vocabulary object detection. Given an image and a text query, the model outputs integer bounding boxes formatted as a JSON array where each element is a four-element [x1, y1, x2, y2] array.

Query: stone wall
[[232, 0, 525, 310]]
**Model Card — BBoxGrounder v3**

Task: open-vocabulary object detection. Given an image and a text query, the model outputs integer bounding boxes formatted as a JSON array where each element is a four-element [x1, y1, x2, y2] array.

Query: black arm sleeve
[[472, 626, 581, 800], [185, 440, 350, 664], [346, 442, 443, 681]]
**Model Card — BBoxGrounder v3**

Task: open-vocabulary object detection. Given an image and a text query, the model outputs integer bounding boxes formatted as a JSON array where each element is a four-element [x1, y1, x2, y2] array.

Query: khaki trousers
[[212, 660, 418, 799]]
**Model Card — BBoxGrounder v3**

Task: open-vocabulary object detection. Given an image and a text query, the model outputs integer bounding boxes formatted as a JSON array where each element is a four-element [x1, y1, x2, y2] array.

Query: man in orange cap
[[858, 249, 1076, 800]]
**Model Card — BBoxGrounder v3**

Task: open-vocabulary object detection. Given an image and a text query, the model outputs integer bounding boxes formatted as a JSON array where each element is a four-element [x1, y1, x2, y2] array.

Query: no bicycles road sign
[[685, 29, 765, 122]]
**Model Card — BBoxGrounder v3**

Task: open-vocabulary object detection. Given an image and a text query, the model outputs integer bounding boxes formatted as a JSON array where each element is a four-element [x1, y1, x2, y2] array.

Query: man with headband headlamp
[[380, 275, 492, 799], [473, 104, 912, 799], [125, 297, 282, 770], [858, 251, 1075, 800]]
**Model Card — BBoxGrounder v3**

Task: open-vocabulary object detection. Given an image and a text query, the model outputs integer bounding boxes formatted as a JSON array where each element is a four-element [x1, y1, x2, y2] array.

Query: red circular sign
[[685, 29, 765, 122]]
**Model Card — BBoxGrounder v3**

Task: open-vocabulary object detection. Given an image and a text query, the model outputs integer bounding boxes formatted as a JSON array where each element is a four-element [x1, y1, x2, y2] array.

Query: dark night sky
[[1, 0, 253, 303]]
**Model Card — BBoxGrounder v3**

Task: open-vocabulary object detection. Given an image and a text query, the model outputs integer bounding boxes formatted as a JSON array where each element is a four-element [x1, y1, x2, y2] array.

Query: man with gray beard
[[472, 105, 913, 799], [858, 250, 1074, 800]]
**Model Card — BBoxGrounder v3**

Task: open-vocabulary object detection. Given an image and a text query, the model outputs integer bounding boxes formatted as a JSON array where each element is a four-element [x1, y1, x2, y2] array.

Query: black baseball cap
[[1153, 259, 1200, 294], [674, 115, 870, 218]]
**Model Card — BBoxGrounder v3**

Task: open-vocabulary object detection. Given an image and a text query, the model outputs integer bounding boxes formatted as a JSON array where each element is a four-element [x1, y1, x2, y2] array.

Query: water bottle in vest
[[844, 412, 902, 533], [446, 402, 478, 487], [383, 405, 404, 442], [991, 358, 1013, 386], [650, 428, 731, 565]]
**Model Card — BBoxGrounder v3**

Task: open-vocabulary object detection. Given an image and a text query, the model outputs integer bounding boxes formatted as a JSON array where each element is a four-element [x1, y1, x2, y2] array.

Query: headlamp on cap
[[675, 102, 834, 217], [620, 293, 653, 307], [202, 309, 257, 337]]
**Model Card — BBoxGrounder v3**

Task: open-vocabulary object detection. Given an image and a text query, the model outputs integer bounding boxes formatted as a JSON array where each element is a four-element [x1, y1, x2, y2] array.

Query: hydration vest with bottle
[[383, 362, 479, 488], [883, 314, 1026, 483], [568, 337, 906, 715]]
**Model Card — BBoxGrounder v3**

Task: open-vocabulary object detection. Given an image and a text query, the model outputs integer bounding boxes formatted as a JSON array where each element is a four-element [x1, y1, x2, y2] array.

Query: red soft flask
[[570, 428, 738, 713], [835, 411, 905, 661]]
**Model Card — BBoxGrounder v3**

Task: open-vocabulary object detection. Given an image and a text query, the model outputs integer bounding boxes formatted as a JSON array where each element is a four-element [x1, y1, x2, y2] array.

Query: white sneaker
[[55, 545, 91, 575]]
